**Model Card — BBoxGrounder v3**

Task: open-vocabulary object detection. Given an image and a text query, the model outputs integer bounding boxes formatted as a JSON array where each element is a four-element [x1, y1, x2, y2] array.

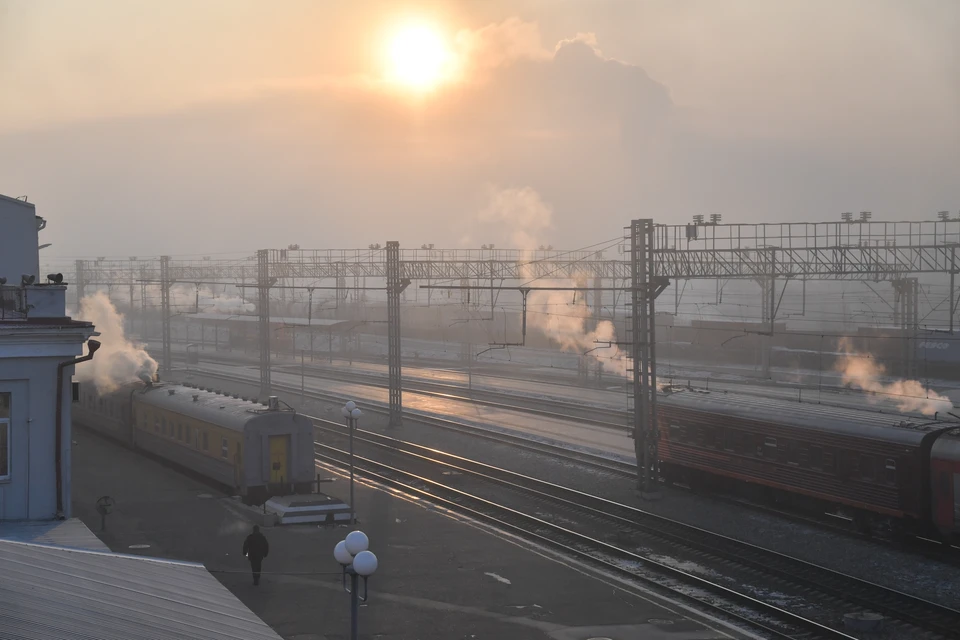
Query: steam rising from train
[[76, 292, 158, 393], [170, 285, 254, 314], [834, 338, 952, 416], [478, 185, 630, 377]]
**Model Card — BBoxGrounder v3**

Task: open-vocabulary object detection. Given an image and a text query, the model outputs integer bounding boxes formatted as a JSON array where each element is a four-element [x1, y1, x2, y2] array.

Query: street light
[[334, 530, 378, 640], [341, 401, 362, 524]]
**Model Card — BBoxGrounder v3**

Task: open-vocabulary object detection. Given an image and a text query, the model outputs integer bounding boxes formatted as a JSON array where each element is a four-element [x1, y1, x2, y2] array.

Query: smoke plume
[[476, 185, 630, 377], [170, 285, 254, 314], [76, 292, 158, 393], [834, 338, 952, 416]]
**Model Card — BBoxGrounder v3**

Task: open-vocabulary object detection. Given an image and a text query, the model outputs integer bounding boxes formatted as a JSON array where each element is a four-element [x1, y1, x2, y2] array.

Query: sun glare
[[386, 24, 450, 91]]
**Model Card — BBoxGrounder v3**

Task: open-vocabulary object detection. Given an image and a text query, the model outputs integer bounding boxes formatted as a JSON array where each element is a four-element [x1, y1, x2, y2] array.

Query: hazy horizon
[[2, 0, 957, 259]]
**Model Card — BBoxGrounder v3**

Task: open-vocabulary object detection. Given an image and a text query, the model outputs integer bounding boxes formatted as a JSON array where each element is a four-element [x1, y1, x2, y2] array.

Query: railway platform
[[71, 426, 749, 640]]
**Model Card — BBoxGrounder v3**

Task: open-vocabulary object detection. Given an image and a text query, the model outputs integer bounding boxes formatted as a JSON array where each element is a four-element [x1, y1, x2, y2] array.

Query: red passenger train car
[[656, 390, 960, 543]]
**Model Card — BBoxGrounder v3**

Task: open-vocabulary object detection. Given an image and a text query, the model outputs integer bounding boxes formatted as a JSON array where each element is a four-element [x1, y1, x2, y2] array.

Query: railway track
[[312, 420, 960, 640], [181, 366, 960, 559], [170, 348, 960, 433]]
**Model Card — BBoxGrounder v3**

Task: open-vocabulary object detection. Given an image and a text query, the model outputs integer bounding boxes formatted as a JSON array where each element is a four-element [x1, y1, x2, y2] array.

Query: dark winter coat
[[243, 532, 269, 561]]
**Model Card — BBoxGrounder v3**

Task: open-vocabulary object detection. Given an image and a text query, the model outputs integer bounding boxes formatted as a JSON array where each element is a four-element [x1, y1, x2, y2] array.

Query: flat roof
[[0, 519, 108, 552], [0, 537, 282, 640]]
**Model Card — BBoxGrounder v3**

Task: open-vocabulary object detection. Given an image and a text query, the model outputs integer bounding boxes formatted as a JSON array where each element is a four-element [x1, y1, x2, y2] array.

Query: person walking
[[242, 525, 270, 586]]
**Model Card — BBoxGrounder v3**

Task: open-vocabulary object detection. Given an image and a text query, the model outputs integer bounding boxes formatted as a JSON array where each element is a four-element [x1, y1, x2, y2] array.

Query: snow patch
[[484, 572, 512, 585]]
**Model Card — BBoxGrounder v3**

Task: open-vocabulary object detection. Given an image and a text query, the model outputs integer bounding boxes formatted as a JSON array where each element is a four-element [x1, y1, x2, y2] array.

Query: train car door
[[931, 460, 956, 533], [269, 435, 289, 484]]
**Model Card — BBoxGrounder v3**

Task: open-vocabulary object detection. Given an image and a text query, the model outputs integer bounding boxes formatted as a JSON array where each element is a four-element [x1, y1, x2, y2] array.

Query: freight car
[[657, 389, 960, 544], [73, 380, 315, 503]]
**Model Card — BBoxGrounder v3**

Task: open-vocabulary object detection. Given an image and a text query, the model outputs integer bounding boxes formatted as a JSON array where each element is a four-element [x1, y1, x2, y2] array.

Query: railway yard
[[68, 333, 960, 640]]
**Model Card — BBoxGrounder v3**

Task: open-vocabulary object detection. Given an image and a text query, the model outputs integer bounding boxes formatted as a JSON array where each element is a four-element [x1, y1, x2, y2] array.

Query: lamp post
[[341, 401, 361, 524], [334, 530, 378, 640]]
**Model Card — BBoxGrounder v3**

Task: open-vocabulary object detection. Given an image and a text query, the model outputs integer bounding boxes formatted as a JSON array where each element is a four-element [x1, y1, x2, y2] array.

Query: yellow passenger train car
[[74, 380, 315, 503]]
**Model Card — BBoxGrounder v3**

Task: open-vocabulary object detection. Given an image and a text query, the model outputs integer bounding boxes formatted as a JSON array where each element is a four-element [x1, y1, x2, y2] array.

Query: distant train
[[73, 379, 316, 503], [656, 390, 960, 544]]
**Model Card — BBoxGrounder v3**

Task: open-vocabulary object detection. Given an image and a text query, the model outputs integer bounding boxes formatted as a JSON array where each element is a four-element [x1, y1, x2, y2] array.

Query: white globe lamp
[[345, 530, 369, 556], [350, 408, 362, 420], [353, 550, 378, 577], [334, 540, 353, 566], [345, 400, 357, 412]]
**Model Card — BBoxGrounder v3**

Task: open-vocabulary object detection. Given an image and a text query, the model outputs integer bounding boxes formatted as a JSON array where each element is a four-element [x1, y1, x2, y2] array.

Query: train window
[[785, 441, 799, 466], [808, 446, 823, 469], [185, 425, 191, 444], [177, 424, 182, 441], [221, 437, 228, 459], [884, 459, 897, 484], [668, 424, 682, 440], [723, 430, 740, 452], [859, 455, 876, 481], [940, 471, 950, 492], [822, 450, 835, 472], [161, 416, 166, 434], [202, 431, 209, 451]]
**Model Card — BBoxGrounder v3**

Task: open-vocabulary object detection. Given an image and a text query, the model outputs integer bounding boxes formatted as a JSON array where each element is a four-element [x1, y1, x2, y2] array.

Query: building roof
[[0, 518, 108, 551], [0, 538, 282, 640]]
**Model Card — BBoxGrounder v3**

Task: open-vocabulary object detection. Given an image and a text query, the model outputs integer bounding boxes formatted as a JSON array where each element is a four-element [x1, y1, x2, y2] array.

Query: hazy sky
[[2, 0, 957, 259]]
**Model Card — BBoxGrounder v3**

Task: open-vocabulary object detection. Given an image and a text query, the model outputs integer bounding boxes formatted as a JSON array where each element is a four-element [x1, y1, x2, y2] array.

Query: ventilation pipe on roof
[[56, 339, 100, 519], [268, 396, 280, 411]]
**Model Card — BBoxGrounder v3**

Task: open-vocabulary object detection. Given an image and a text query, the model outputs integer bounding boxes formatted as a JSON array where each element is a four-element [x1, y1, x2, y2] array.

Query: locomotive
[[657, 389, 960, 544]]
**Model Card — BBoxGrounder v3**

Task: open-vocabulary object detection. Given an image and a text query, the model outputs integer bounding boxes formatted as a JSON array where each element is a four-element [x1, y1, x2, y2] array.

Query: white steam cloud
[[76, 292, 158, 393], [170, 285, 254, 314], [479, 185, 630, 377], [835, 338, 952, 417]]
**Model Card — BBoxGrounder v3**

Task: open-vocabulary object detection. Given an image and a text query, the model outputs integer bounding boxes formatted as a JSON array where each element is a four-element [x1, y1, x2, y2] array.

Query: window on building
[[161, 416, 166, 435], [185, 425, 191, 445], [221, 437, 229, 459], [884, 458, 897, 484], [202, 431, 209, 451], [177, 424, 183, 441], [0, 393, 10, 480]]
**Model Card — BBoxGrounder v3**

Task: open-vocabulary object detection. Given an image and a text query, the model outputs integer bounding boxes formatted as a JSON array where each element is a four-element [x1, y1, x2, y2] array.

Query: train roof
[[658, 389, 955, 445], [133, 384, 303, 433]]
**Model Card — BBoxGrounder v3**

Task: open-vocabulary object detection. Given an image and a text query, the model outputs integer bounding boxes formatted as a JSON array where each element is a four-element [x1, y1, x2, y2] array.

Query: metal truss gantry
[[59, 216, 960, 495]]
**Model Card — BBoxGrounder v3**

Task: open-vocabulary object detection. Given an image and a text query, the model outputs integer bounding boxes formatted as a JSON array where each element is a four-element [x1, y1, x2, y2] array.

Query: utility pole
[[75, 260, 86, 310], [386, 241, 409, 427], [140, 265, 148, 340], [258, 249, 272, 397], [630, 219, 664, 499], [160, 255, 172, 376]]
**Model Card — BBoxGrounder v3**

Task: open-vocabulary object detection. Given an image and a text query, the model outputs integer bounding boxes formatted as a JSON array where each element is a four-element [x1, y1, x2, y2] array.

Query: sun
[[386, 24, 450, 91]]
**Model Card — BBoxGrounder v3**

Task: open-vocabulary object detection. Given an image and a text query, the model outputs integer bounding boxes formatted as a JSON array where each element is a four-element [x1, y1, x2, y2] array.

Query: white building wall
[[0, 336, 87, 520], [0, 195, 41, 284], [1, 193, 94, 522]]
